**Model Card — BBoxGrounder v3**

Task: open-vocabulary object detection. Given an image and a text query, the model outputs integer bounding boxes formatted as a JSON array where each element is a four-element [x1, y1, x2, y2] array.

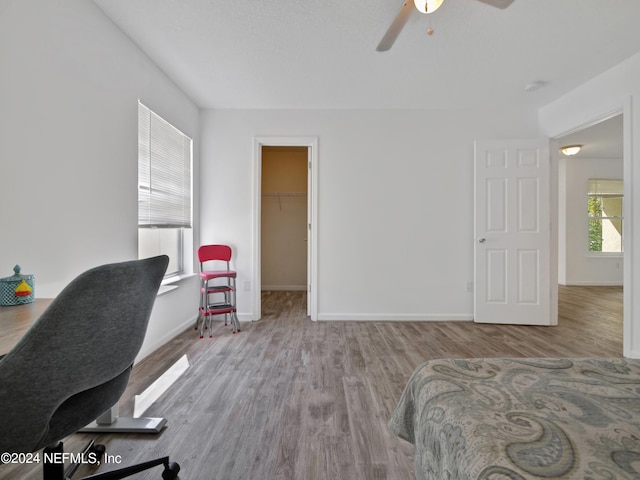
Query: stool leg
[[232, 311, 240, 333], [197, 280, 204, 337], [231, 277, 239, 333]]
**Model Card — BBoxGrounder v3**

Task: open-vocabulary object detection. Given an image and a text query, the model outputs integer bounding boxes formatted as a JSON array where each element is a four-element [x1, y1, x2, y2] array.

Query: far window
[[138, 102, 192, 276], [588, 179, 623, 253]]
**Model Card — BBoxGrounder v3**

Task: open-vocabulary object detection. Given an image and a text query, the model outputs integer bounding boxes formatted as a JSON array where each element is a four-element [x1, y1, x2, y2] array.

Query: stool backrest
[[198, 244, 232, 266]]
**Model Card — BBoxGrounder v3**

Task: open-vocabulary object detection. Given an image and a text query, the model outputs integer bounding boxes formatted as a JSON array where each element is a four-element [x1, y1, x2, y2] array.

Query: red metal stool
[[195, 244, 240, 337]]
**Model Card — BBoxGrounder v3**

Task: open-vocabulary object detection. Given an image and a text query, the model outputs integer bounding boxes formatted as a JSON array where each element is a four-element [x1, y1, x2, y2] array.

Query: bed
[[388, 357, 640, 479]]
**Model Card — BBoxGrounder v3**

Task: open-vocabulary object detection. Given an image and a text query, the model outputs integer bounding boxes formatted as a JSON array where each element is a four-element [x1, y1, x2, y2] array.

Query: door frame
[[252, 136, 319, 321], [547, 97, 633, 356]]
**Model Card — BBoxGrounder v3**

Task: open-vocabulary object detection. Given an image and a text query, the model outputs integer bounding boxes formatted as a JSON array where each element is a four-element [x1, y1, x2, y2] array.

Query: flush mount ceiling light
[[414, 0, 445, 14], [560, 145, 582, 156]]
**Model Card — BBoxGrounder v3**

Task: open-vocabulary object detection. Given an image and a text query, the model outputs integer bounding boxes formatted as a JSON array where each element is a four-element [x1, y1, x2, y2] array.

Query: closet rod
[[262, 192, 306, 196]]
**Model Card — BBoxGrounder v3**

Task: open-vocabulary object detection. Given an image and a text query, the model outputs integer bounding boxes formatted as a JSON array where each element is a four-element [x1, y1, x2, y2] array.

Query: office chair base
[[81, 457, 179, 480], [80, 416, 167, 434], [43, 442, 180, 480]]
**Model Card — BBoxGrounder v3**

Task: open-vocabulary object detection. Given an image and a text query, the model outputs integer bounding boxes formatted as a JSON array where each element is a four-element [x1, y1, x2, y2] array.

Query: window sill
[[158, 272, 198, 296], [585, 253, 623, 258], [157, 285, 179, 296]]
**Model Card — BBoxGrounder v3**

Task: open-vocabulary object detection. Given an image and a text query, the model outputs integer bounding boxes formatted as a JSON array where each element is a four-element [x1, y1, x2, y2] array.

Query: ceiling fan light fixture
[[560, 145, 582, 156], [414, 0, 445, 14]]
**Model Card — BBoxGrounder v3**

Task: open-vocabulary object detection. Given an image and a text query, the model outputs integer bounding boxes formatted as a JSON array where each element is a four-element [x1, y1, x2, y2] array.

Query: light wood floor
[[2, 285, 623, 479]]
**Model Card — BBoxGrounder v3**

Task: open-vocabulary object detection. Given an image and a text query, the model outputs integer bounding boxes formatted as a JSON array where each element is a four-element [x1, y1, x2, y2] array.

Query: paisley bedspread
[[388, 358, 640, 479]]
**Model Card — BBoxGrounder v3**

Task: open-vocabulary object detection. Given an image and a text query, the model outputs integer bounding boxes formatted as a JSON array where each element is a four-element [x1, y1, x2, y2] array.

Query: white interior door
[[474, 139, 556, 325]]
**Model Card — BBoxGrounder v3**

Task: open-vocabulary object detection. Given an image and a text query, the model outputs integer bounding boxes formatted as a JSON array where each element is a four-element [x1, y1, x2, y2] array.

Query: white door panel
[[474, 139, 554, 325]]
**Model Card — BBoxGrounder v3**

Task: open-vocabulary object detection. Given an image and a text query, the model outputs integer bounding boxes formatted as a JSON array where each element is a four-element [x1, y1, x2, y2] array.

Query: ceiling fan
[[377, 0, 515, 52]]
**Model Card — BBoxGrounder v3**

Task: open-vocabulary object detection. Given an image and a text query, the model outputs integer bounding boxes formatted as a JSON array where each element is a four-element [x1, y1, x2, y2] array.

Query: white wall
[[539, 51, 640, 358], [559, 157, 624, 285], [200, 108, 538, 320], [0, 0, 200, 360]]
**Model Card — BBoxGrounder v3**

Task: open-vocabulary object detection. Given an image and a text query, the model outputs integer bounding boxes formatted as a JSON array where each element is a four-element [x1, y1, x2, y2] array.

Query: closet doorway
[[261, 146, 308, 292], [253, 137, 318, 321]]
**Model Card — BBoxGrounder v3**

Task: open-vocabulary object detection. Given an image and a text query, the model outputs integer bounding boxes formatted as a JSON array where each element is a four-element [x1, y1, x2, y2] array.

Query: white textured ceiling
[[93, 0, 640, 111], [557, 114, 623, 160]]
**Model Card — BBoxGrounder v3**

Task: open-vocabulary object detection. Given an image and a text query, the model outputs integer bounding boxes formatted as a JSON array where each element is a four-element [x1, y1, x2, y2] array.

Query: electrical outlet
[[465, 281, 473, 292]]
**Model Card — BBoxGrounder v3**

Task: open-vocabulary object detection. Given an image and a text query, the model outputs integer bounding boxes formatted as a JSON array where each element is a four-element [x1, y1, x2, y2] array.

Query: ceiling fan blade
[[474, 0, 515, 9], [376, 1, 414, 52]]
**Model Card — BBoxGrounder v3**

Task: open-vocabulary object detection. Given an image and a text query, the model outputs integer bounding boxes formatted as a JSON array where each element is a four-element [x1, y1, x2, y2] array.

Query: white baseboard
[[563, 281, 623, 286], [238, 312, 472, 322], [316, 313, 473, 321], [624, 349, 640, 359]]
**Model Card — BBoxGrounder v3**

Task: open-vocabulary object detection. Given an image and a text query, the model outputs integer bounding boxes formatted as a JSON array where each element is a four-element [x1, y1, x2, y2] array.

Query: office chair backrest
[[0, 255, 168, 454]]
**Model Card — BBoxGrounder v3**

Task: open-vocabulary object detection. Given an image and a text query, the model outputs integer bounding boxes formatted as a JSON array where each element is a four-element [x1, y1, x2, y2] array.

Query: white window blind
[[138, 102, 192, 228]]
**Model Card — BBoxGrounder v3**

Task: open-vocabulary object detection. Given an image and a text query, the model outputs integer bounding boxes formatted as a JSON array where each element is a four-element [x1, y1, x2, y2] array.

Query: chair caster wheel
[[162, 461, 180, 480], [89, 444, 106, 463]]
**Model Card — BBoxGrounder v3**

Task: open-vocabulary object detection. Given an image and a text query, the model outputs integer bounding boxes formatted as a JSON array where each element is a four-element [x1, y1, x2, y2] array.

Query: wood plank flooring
[[1, 285, 622, 479]]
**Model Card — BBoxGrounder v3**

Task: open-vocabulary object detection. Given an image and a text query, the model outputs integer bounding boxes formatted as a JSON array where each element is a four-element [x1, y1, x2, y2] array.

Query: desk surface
[[0, 298, 52, 356]]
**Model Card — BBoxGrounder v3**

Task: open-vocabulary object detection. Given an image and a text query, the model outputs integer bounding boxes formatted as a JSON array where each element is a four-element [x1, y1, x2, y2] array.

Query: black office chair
[[0, 255, 180, 479]]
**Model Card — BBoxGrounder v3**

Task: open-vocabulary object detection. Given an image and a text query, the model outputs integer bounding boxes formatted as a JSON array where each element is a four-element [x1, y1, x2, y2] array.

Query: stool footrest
[[200, 304, 236, 315], [201, 285, 234, 294]]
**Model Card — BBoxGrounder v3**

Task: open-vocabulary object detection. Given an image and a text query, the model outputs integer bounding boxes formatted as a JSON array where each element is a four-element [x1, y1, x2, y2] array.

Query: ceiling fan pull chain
[[427, 16, 434, 36]]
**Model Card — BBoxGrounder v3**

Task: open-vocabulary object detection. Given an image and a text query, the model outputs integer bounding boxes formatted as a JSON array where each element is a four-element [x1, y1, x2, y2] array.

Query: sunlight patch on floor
[[134, 354, 190, 418]]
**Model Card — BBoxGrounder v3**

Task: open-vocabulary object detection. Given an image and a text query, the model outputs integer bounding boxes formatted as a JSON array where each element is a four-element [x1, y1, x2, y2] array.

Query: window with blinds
[[588, 178, 623, 253], [138, 102, 192, 228], [138, 102, 192, 276]]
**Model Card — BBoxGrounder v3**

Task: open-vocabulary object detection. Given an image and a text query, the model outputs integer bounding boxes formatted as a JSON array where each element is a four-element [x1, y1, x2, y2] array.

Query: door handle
[[478, 238, 486, 243]]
